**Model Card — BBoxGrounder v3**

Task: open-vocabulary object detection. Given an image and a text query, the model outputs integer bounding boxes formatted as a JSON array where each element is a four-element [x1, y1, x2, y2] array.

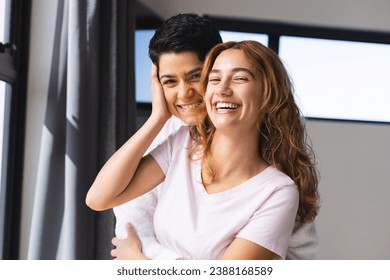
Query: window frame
[[0, 0, 31, 260]]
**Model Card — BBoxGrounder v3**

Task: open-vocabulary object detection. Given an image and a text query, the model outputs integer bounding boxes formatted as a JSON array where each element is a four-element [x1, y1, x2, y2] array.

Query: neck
[[208, 129, 265, 179]]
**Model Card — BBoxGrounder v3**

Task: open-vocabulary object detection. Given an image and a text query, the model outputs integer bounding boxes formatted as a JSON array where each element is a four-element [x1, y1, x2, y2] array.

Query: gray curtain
[[27, 0, 136, 259]]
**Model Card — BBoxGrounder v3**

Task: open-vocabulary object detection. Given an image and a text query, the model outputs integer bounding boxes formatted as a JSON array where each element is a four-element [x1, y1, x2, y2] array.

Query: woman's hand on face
[[150, 64, 172, 123], [111, 223, 149, 260]]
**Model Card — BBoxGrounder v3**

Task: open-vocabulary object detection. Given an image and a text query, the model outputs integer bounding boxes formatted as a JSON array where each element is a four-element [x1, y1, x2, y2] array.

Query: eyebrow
[[209, 67, 255, 78], [160, 67, 202, 80]]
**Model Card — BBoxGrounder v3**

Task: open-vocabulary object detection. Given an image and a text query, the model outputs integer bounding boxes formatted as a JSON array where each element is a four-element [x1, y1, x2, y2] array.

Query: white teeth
[[215, 102, 239, 110], [178, 103, 199, 110]]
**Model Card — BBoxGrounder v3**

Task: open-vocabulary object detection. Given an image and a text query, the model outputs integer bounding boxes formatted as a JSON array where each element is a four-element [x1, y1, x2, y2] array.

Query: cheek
[[204, 88, 213, 107], [246, 86, 262, 103], [163, 89, 177, 107], [247, 92, 263, 119], [205, 84, 214, 100], [192, 83, 202, 97]]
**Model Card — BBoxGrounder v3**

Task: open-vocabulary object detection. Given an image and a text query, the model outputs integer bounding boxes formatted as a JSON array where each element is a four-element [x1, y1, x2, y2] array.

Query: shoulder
[[160, 116, 186, 137], [148, 116, 185, 151], [256, 167, 299, 210], [263, 166, 297, 191], [162, 125, 191, 146], [175, 124, 191, 137]]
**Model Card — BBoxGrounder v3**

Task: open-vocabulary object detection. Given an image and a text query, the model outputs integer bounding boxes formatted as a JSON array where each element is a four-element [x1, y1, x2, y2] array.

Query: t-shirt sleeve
[[236, 184, 299, 259], [149, 126, 188, 175], [113, 188, 159, 239], [146, 116, 184, 154]]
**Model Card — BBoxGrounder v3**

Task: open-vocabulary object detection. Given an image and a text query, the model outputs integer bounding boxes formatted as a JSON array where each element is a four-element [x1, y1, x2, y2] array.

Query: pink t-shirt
[[150, 126, 299, 260]]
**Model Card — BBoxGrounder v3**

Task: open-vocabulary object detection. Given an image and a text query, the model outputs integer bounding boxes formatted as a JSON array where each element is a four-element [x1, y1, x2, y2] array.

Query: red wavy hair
[[190, 40, 320, 223]]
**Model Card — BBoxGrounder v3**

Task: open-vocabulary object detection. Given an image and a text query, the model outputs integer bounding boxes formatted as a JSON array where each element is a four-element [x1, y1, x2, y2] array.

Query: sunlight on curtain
[[24, 0, 137, 259]]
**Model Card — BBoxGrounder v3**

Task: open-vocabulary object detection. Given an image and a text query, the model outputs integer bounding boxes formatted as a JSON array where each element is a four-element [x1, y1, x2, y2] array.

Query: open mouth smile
[[214, 102, 240, 112], [177, 102, 202, 111]]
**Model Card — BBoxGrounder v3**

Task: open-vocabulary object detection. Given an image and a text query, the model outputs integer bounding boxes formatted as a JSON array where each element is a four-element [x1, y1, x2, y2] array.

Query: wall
[[140, 0, 390, 32], [307, 120, 390, 259]]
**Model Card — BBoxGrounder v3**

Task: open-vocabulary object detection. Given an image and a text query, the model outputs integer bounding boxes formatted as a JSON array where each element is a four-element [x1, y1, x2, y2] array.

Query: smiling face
[[158, 51, 203, 125], [205, 49, 263, 131]]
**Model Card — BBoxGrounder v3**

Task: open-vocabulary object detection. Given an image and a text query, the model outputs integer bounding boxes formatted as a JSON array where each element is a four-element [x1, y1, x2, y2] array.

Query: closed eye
[[208, 76, 220, 84], [189, 73, 201, 80], [161, 79, 177, 86], [234, 76, 249, 81]]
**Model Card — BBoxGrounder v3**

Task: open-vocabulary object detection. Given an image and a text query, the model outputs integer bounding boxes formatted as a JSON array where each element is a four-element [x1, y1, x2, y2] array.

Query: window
[[0, 81, 12, 197], [279, 36, 390, 122], [0, 81, 5, 204], [0, 83, 3, 184], [134, 29, 154, 103], [220, 30, 268, 45], [0, 0, 9, 186], [0, 0, 30, 259], [205, 15, 390, 123], [0, 82, 11, 250], [0, 0, 7, 41], [0, 0, 11, 259]]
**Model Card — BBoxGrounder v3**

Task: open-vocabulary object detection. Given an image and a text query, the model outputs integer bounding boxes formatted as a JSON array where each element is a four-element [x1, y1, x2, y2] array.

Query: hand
[[150, 64, 171, 123], [111, 223, 149, 260]]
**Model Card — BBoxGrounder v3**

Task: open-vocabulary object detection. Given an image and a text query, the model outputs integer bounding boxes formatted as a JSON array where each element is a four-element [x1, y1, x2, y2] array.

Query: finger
[[126, 223, 141, 244], [126, 223, 136, 235], [111, 249, 117, 257], [151, 64, 158, 80], [112, 237, 118, 246]]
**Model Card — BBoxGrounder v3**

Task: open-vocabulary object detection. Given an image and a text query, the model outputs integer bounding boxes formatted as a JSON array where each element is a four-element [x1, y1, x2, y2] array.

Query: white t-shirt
[[151, 126, 299, 260], [113, 116, 185, 259]]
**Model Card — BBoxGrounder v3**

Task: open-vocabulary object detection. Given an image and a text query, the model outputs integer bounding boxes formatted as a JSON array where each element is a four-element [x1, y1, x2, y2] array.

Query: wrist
[[149, 113, 170, 126], [136, 251, 150, 260]]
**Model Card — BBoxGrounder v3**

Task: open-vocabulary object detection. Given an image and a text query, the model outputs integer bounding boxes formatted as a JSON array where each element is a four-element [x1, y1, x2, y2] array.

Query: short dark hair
[[149, 13, 222, 65]]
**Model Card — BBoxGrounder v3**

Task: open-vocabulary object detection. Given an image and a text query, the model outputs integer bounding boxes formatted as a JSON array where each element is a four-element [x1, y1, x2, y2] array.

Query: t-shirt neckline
[[194, 161, 275, 202]]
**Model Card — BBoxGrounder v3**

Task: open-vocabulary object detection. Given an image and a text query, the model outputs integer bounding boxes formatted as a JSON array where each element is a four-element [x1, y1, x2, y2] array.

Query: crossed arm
[[111, 223, 279, 260]]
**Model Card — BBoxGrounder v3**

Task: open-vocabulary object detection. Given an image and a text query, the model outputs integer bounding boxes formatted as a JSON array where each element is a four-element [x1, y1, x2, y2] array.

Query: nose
[[214, 81, 233, 96], [178, 82, 194, 99]]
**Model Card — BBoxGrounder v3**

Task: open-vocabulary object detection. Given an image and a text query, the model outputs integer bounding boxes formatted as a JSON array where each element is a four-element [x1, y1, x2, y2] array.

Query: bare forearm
[[221, 238, 279, 260], [86, 115, 166, 211]]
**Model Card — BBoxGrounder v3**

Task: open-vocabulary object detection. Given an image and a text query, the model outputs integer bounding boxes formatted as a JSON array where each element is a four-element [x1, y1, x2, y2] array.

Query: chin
[[181, 114, 201, 126], [182, 117, 197, 126]]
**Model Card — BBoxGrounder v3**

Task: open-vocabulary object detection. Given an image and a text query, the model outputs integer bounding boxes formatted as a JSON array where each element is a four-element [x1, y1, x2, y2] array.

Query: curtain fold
[[27, 0, 136, 260]]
